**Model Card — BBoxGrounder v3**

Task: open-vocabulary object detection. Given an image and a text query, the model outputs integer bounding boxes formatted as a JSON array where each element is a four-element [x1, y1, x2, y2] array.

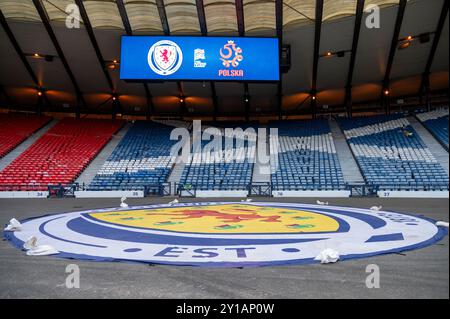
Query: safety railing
[[47, 183, 79, 198], [248, 182, 273, 197]]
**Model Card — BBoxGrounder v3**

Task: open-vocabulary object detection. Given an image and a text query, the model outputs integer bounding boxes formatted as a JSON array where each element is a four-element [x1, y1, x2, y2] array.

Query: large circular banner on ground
[[4, 202, 447, 267]]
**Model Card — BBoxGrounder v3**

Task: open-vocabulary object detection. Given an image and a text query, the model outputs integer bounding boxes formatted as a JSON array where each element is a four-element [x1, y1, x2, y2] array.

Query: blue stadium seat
[[269, 119, 346, 191], [88, 121, 177, 191], [416, 108, 449, 150], [338, 115, 449, 191], [179, 123, 256, 191]]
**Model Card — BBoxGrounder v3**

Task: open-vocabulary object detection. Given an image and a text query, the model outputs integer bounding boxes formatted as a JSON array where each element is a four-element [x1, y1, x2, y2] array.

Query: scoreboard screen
[[120, 36, 279, 81]]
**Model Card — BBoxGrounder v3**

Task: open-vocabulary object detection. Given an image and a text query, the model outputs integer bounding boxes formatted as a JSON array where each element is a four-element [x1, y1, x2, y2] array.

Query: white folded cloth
[[4, 218, 22, 231], [314, 248, 340, 264]]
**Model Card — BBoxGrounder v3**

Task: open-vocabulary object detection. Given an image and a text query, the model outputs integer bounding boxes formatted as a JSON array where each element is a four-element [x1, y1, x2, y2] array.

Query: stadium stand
[[0, 118, 123, 191], [269, 120, 346, 191], [0, 114, 51, 158], [179, 124, 256, 191], [152, 119, 193, 130], [416, 108, 449, 150], [338, 115, 449, 191], [87, 121, 177, 191]]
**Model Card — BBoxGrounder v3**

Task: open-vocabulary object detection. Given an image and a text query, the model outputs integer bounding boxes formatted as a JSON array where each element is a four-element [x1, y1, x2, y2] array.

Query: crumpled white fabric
[[370, 206, 382, 211], [23, 236, 38, 250], [26, 245, 59, 256], [120, 196, 128, 208], [23, 236, 59, 256], [4, 218, 22, 231], [436, 221, 449, 228], [316, 200, 328, 205], [314, 248, 340, 264], [168, 199, 179, 206]]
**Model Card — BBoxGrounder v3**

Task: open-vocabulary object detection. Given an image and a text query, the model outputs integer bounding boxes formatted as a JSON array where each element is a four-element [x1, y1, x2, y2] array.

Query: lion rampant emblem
[[147, 40, 183, 75]]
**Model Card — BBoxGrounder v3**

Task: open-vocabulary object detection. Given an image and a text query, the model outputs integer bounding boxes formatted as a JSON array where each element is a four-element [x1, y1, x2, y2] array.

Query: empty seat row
[[269, 120, 346, 191], [88, 121, 177, 191], [0, 113, 51, 158], [0, 118, 123, 191], [338, 115, 449, 191], [179, 124, 257, 191], [416, 108, 449, 150]]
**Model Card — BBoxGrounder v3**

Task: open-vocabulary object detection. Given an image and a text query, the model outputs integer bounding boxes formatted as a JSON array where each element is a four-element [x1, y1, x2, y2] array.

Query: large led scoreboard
[[120, 36, 280, 81]]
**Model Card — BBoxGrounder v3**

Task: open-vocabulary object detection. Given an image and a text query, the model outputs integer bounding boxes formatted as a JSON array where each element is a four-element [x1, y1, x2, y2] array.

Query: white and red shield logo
[[147, 40, 183, 76]]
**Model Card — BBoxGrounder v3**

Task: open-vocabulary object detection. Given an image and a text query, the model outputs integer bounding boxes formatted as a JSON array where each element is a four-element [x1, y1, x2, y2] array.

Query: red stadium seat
[[0, 114, 51, 158], [0, 118, 124, 191]]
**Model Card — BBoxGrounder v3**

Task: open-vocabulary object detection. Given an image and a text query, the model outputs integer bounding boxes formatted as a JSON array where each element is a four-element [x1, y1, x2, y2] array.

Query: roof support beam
[[143, 83, 155, 119], [177, 82, 187, 119], [235, 0, 250, 119], [344, 0, 365, 118], [116, 0, 132, 35], [112, 96, 120, 121], [196, 0, 218, 120], [156, 0, 184, 118], [116, 0, 155, 118], [37, 91, 43, 115], [381, 0, 407, 114], [0, 84, 12, 106], [244, 84, 250, 121], [235, 0, 245, 35], [196, 0, 208, 35], [0, 8, 52, 108], [419, 0, 449, 111], [211, 82, 218, 121], [275, 0, 283, 119], [32, 0, 85, 108], [311, 0, 324, 119], [74, 0, 115, 93], [156, 0, 170, 35]]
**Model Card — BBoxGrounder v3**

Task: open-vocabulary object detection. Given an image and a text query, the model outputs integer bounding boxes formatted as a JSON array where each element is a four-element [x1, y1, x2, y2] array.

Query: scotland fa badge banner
[[147, 40, 183, 76], [120, 36, 280, 81], [4, 202, 447, 267]]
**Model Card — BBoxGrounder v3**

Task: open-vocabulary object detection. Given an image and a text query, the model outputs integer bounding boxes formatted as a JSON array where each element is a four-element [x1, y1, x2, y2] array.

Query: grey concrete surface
[[0, 197, 448, 299]]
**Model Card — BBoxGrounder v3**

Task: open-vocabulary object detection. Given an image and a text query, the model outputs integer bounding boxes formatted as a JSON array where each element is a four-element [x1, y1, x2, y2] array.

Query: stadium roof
[[0, 0, 448, 118]]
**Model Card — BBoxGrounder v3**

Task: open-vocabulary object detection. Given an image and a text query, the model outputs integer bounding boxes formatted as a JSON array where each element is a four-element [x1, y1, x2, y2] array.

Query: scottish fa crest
[[147, 40, 183, 75], [4, 202, 447, 267]]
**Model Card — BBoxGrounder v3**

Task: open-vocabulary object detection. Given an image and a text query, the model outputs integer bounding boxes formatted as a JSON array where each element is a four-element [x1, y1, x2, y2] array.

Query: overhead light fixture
[[37, 90, 42, 96], [384, 90, 390, 96], [398, 41, 411, 50], [27, 53, 55, 61], [105, 59, 120, 70], [397, 32, 433, 50], [320, 50, 349, 58], [312, 95, 316, 100], [180, 98, 184, 103]]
